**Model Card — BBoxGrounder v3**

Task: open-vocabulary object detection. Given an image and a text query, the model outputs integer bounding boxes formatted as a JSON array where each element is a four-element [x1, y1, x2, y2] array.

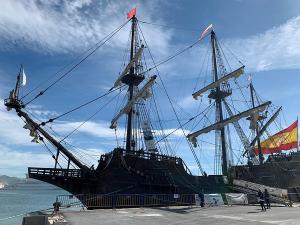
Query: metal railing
[[56, 194, 195, 209], [28, 167, 82, 178]]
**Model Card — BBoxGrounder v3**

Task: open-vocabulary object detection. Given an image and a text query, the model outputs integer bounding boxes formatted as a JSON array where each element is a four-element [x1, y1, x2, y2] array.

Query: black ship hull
[[28, 148, 229, 197], [231, 152, 300, 189]]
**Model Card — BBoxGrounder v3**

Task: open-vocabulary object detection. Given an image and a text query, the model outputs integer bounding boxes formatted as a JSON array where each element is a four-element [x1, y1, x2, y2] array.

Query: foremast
[[4, 73, 89, 172]]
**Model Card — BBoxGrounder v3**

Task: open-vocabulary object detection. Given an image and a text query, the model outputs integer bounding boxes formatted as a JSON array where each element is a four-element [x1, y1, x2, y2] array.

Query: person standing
[[257, 189, 266, 211], [199, 192, 204, 207], [264, 189, 271, 209]]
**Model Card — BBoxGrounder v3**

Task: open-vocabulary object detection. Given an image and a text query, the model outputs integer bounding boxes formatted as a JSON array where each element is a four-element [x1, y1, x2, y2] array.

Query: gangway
[[232, 179, 292, 206]]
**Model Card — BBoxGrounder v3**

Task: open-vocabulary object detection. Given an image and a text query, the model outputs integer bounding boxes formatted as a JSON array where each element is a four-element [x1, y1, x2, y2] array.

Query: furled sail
[[242, 107, 282, 157], [192, 66, 245, 100], [254, 119, 298, 155], [23, 122, 40, 143], [187, 101, 271, 147], [251, 107, 282, 146], [111, 46, 144, 90], [110, 75, 156, 129], [21, 66, 27, 86], [142, 121, 157, 153]]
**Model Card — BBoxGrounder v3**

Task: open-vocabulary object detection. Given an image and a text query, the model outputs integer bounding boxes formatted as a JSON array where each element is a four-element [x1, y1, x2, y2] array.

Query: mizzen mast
[[188, 29, 271, 176], [249, 81, 264, 165], [210, 31, 230, 176]]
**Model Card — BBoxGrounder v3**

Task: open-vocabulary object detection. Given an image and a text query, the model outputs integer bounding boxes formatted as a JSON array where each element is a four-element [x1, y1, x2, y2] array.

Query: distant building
[[0, 181, 7, 189]]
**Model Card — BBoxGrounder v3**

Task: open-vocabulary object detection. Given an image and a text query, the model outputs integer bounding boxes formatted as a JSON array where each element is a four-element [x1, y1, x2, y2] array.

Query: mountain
[[0, 175, 24, 185]]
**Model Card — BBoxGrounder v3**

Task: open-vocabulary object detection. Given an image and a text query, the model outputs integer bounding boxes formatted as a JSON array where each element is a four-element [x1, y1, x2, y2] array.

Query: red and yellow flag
[[255, 120, 298, 155]]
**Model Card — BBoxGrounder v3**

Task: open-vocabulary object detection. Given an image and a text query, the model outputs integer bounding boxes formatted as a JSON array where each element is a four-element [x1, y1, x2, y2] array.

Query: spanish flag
[[255, 120, 298, 155]]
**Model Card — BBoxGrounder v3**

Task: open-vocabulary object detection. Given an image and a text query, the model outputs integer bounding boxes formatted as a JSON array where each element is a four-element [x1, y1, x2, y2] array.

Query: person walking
[[257, 189, 266, 211], [264, 189, 271, 209]]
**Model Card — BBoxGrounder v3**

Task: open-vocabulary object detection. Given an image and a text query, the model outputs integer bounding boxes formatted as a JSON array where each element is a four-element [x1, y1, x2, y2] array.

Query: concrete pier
[[62, 205, 300, 225]]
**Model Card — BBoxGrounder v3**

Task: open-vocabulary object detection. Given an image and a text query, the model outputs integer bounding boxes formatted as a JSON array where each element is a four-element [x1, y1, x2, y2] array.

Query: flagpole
[[297, 117, 299, 152]]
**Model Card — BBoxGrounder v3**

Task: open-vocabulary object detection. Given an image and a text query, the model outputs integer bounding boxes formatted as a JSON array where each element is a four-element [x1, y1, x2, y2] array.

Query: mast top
[[127, 8, 137, 20]]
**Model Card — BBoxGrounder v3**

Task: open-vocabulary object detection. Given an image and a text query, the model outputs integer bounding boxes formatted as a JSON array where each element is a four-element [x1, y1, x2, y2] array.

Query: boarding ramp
[[232, 179, 291, 206]]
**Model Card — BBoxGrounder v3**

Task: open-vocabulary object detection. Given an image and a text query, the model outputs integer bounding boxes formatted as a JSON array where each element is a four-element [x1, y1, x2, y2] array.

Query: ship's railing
[[56, 193, 195, 209], [28, 167, 82, 178], [118, 148, 183, 163], [182, 160, 192, 175]]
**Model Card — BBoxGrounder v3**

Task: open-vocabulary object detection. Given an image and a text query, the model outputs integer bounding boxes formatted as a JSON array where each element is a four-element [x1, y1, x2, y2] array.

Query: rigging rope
[[155, 103, 214, 145], [141, 39, 201, 75], [23, 20, 130, 106], [24, 108, 89, 168], [59, 90, 123, 142], [218, 39, 244, 66], [40, 85, 125, 126], [151, 89, 175, 155], [137, 22, 205, 175], [40, 140, 62, 169], [139, 20, 201, 32], [193, 45, 210, 94]]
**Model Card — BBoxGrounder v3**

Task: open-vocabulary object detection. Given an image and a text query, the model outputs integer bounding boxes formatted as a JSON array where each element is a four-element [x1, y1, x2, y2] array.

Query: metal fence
[[56, 194, 195, 209], [56, 192, 295, 210]]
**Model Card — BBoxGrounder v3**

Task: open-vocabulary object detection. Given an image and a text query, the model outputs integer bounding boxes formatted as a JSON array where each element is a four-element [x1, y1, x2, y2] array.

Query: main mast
[[109, 11, 156, 152], [126, 16, 137, 151], [121, 15, 145, 151]]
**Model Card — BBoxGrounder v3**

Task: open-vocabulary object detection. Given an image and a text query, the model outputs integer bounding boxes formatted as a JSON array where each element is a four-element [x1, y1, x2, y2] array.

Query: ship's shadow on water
[[154, 206, 202, 214]]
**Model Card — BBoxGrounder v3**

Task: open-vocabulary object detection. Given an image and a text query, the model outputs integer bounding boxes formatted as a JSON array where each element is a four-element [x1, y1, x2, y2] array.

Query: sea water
[[0, 182, 68, 225]]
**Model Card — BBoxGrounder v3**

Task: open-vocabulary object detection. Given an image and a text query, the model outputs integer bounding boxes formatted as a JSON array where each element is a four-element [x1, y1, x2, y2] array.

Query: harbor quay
[[22, 191, 295, 224], [61, 205, 300, 225]]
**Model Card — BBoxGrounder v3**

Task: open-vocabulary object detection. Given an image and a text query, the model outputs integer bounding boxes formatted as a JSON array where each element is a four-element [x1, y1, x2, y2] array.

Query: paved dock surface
[[63, 205, 300, 225]]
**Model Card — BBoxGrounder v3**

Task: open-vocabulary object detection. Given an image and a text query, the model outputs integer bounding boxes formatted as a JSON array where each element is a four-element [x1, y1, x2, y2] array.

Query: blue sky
[[0, 0, 300, 177]]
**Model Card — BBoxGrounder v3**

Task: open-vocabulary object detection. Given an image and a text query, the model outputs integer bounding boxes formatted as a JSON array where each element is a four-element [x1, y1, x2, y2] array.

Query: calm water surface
[[0, 182, 68, 225]]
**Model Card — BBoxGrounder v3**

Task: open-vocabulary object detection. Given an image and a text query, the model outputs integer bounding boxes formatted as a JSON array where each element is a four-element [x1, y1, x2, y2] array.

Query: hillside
[[0, 175, 24, 185]]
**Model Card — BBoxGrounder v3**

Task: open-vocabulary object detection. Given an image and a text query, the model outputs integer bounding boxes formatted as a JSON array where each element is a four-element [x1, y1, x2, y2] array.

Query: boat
[[4, 9, 299, 205], [185, 27, 300, 193], [4, 10, 230, 204], [0, 182, 6, 189]]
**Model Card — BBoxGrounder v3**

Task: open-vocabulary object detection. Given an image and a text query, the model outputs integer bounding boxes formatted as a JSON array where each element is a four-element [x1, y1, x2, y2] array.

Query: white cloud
[[225, 15, 300, 72], [53, 119, 189, 141], [0, 97, 62, 146], [0, 144, 52, 177], [27, 104, 59, 118], [165, 15, 300, 80], [170, 15, 300, 113], [178, 95, 196, 108], [159, 128, 191, 138], [177, 94, 211, 110], [54, 120, 116, 138], [0, 0, 172, 54], [0, 100, 35, 145]]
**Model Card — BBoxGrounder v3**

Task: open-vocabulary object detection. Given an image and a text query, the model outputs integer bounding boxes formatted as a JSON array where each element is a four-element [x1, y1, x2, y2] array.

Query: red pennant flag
[[127, 8, 136, 19], [200, 24, 213, 40]]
